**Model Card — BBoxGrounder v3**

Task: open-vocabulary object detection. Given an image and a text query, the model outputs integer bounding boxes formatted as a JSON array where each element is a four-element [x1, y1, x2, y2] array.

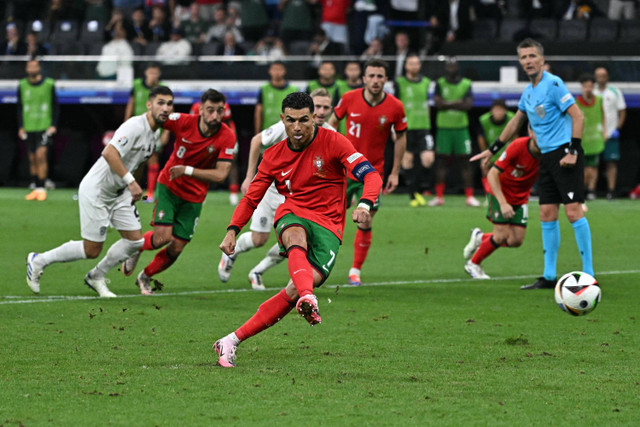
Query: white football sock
[[349, 267, 361, 276], [38, 240, 86, 268], [233, 232, 256, 257], [251, 243, 284, 274], [91, 238, 144, 278], [227, 332, 241, 345]]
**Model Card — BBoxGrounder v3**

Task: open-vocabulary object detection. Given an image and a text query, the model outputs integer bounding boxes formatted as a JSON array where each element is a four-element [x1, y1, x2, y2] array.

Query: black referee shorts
[[25, 131, 52, 153], [539, 144, 585, 205]]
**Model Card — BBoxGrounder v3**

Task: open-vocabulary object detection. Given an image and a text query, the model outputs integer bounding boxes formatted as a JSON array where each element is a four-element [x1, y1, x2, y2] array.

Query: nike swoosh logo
[[350, 113, 361, 117], [281, 169, 292, 177], [293, 269, 306, 275], [182, 138, 193, 144]]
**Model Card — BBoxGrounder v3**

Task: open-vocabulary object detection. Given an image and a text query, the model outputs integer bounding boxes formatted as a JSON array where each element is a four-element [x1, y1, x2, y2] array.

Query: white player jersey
[[593, 84, 626, 138], [260, 121, 336, 148], [82, 114, 160, 196]]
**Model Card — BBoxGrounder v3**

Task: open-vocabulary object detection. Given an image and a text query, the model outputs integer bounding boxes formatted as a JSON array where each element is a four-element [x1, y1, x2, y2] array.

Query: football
[[554, 271, 601, 316]]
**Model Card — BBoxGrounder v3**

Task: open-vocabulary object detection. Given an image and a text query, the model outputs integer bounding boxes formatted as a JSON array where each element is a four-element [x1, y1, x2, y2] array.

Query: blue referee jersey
[[518, 71, 575, 154]]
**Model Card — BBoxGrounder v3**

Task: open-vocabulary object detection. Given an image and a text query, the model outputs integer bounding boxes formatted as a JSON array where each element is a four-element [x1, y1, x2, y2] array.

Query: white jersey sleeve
[[260, 121, 287, 147]]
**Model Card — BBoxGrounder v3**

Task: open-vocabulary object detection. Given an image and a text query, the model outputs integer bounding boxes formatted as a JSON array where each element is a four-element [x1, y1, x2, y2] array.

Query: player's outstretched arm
[[102, 144, 143, 203], [242, 133, 263, 193], [170, 161, 232, 183], [385, 130, 406, 194]]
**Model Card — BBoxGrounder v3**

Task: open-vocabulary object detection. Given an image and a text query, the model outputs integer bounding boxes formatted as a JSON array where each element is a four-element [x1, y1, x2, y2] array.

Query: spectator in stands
[[156, 27, 192, 65], [196, 0, 224, 21], [85, 0, 111, 25], [391, 31, 411, 79], [334, 60, 363, 134], [205, 7, 244, 43], [430, 0, 474, 46], [519, 0, 555, 18], [96, 20, 134, 79], [608, 0, 637, 19], [217, 31, 246, 55], [558, 0, 604, 20], [113, 0, 145, 16], [149, 5, 171, 41], [46, 0, 82, 34], [308, 29, 344, 65], [254, 61, 298, 133], [129, 7, 152, 47], [3, 23, 27, 55], [240, 0, 270, 42], [180, 2, 207, 44], [251, 34, 286, 61], [25, 31, 49, 56], [389, 0, 425, 51], [279, 0, 315, 46], [320, 0, 350, 53], [359, 37, 384, 61], [106, 8, 130, 42]]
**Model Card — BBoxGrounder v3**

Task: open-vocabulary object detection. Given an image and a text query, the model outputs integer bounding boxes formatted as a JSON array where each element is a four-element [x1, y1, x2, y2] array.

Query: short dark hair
[[200, 88, 226, 105], [149, 85, 173, 100], [579, 73, 595, 84], [282, 92, 314, 113], [145, 62, 161, 70], [517, 38, 544, 56], [491, 98, 507, 109], [363, 58, 389, 75]]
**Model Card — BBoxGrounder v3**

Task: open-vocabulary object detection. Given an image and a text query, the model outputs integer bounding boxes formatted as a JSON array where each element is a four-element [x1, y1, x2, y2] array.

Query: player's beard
[[204, 120, 221, 133]]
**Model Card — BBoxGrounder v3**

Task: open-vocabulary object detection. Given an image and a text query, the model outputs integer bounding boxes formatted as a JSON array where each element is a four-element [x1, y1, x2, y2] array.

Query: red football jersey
[[333, 88, 407, 175], [229, 127, 382, 241], [159, 113, 236, 203], [491, 136, 540, 206]]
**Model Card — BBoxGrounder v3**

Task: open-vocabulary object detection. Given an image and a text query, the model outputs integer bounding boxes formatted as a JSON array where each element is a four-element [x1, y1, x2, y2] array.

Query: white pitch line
[[2, 269, 639, 305]]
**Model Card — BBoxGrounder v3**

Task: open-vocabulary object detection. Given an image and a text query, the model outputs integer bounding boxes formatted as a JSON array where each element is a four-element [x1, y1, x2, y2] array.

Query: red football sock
[[143, 248, 176, 277], [147, 163, 159, 195], [141, 230, 155, 251], [235, 289, 295, 341], [229, 183, 239, 194], [287, 246, 314, 298], [471, 233, 499, 264], [481, 177, 491, 194], [352, 228, 372, 270], [435, 183, 445, 198], [464, 187, 474, 198]]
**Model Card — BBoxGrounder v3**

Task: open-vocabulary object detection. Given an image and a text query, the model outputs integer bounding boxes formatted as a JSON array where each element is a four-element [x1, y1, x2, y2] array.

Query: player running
[[328, 58, 407, 286], [26, 86, 174, 297], [217, 88, 336, 290], [464, 127, 541, 279], [213, 92, 382, 367], [121, 89, 237, 294]]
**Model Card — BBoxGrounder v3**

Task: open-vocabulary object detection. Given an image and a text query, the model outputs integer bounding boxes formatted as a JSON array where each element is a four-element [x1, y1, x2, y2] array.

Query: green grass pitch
[[1, 188, 639, 425]]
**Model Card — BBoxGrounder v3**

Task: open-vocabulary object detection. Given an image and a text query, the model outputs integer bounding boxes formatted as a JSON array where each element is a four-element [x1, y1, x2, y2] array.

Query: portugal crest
[[313, 156, 326, 177], [379, 115, 387, 126]]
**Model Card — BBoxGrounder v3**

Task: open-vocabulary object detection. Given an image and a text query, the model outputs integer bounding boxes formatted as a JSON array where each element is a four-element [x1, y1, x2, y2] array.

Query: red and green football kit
[[491, 136, 540, 206], [333, 88, 407, 176], [228, 126, 381, 242], [160, 113, 236, 203]]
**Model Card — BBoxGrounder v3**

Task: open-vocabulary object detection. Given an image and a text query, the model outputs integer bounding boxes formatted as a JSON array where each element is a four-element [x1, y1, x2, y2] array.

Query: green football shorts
[[152, 183, 202, 241], [436, 128, 472, 156], [486, 194, 529, 227]]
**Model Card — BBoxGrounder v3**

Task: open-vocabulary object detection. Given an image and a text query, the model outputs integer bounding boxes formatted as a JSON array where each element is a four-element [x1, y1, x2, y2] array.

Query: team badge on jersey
[[208, 145, 215, 153], [535, 104, 545, 119], [313, 156, 326, 177], [378, 115, 387, 126]]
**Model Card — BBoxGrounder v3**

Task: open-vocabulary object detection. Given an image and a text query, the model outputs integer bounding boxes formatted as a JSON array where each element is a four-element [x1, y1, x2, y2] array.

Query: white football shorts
[[249, 183, 285, 233]]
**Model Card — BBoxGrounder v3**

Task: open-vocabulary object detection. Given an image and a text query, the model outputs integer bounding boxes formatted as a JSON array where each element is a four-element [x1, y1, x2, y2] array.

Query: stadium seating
[[497, 18, 528, 42], [557, 20, 588, 41], [529, 18, 557, 40], [473, 19, 499, 40], [589, 17, 619, 41], [619, 19, 640, 42], [50, 20, 79, 44]]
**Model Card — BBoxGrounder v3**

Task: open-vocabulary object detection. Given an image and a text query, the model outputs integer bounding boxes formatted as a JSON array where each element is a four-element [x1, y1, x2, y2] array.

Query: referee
[[472, 38, 594, 289]]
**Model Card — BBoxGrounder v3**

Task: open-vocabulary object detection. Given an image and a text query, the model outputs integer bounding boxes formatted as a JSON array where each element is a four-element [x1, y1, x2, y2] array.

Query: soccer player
[[334, 61, 363, 135], [430, 57, 480, 207], [18, 58, 59, 201], [26, 86, 174, 297], [463, 127, 540, 279], [328, 58, 407, 286], [576, 74, 606, 203], [593, 66, 626, 200], [476, 99, 515, 195], [471, 38, 593, 289], [213, 92, 382, 367], [124, 62, 168, 203], [121, 89, 237, 295], [393, 53, 434, 207], [218, 88, 336, 290]]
